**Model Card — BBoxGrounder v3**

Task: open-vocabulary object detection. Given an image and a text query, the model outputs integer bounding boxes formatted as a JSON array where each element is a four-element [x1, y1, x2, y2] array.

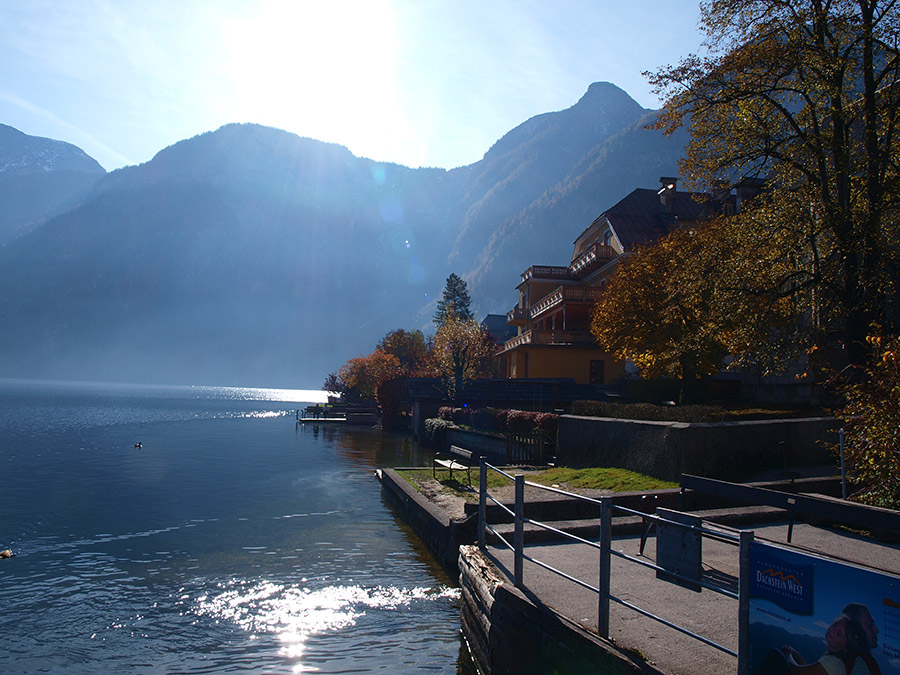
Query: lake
[[0, 379, 466, 673]]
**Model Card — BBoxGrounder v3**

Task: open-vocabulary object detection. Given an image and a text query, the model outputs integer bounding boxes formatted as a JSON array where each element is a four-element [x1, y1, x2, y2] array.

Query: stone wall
[[446, 428, 507, 463], [459, 545, 641, 674], [379, 468, 475, 573], [557, 415, 839, 481]]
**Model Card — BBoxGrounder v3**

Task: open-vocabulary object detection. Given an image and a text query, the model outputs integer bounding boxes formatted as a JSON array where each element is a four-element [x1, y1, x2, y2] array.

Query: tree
[[649, 0, 900, 370], [433, 311, 496, 399], [335, 351, 402, 402], [434, 273, 474, 327], [839, 333, 900, 507], [377, 329, 435, 376], [591, 227, 724, 388]]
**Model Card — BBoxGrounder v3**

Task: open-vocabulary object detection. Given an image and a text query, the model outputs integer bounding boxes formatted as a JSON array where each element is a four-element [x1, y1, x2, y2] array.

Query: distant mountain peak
[[0, 124, 106, 175], [574, 81, 646, 113]]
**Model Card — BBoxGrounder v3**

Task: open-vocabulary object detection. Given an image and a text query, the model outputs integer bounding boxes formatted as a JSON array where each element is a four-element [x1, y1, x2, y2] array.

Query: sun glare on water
[[192, 580, 459, 671]]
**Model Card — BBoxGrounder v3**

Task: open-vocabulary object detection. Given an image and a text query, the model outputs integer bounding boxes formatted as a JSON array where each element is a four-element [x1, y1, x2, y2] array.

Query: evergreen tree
[[433, 273, 473, 326]]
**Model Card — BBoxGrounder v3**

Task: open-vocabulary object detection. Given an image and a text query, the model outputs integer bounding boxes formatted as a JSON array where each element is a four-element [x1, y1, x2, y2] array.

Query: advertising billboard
[[749, 539, 900, 674]]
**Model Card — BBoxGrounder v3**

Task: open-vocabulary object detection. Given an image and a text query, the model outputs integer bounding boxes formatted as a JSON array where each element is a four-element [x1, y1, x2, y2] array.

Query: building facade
[[497, 177, 724, 385]]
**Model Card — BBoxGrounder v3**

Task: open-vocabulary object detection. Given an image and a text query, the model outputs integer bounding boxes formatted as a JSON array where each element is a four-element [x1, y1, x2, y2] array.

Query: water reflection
[[295, 424, 430, 469], [193, 580, 459, 673]]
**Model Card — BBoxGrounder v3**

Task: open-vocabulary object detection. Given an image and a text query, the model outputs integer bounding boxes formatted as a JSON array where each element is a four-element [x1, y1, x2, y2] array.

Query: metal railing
[[477, 459, 751, 674]]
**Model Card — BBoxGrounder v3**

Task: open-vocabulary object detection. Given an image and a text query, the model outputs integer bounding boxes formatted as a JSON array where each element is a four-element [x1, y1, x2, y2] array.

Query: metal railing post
[[478, 458, 487, 550], [598, 496, 612, 638], [737, 529, 754, 675], [514, 474, 524, 588], [840, 428, 848, 499]]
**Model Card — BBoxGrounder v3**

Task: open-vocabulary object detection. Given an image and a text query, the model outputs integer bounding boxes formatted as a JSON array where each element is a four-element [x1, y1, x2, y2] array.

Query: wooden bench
[[433, 445, 475, 486]]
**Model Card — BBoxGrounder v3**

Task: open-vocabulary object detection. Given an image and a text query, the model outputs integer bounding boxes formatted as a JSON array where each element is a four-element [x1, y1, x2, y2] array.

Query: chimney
[[658, 176, 678, 211]]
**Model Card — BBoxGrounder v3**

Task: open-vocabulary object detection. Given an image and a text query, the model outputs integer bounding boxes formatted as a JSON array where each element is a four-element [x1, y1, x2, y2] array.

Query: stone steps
[[484, 505, 789, 545]]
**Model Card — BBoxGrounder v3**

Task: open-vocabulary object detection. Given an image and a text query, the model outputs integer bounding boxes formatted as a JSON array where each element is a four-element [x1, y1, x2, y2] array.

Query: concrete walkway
[[486, 521, 900, 674]]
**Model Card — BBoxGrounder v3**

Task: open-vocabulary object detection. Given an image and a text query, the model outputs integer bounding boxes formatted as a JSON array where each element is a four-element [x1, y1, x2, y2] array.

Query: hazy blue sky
[[0, 0, 705, 172]]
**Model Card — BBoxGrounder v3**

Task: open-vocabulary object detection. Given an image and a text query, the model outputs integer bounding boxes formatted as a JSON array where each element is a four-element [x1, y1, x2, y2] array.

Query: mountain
[[462, 108, 690, 310], [0, 83, 685, 388], [0, 124, 106, 245], [448, 83, 689, 310]]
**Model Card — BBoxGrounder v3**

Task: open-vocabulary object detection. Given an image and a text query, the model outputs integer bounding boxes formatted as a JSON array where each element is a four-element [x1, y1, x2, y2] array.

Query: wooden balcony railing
[[520, 265, 571, 284], [529, 285, 605, 319], [569, 243, 615, 279], [499, 329, 595, 353], [507, 306, 528, 324]]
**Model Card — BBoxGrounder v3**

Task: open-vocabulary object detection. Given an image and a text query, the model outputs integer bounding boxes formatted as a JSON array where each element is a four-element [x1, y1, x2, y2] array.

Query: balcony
[[569, 243, 615, 279], [520, 265, 571, 284], [499, 329, 595, 353], [529, 285, 605, 319], [507, 306, 528, 325]]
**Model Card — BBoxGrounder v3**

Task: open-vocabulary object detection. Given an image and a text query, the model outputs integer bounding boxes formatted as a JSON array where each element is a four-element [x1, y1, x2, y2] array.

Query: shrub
[[491, 407, 508, 433], [510, 409, 554, 434], [534, 412, 558, 437], [468, 408, 494, 431], [423, 417, 453, 447]]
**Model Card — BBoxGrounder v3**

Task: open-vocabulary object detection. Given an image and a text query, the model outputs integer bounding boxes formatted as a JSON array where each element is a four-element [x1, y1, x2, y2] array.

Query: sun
[[220, 0, 409, 161]]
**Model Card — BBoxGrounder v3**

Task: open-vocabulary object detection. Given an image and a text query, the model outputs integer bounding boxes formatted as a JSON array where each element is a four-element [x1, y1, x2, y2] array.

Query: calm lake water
[[0, 380, 466, 673]]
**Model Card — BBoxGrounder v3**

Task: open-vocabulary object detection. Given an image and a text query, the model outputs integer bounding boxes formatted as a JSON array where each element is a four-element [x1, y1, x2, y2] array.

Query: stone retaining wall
[[378, 468, 475, 573], [446, 428, 507, 463], [557, 415, 839, 481], [458, 545, 641, 674]]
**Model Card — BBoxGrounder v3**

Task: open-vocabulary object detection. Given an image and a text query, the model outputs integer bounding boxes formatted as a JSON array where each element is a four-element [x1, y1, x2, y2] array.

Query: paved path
[[487, 521, 900, 674]]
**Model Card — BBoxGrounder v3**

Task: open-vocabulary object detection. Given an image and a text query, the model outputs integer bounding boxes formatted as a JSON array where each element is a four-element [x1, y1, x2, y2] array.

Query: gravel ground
[[405, 469, 610, 520]]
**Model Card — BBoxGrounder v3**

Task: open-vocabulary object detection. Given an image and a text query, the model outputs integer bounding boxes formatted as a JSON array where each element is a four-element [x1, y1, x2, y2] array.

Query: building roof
[[577, 187, 712, 251]]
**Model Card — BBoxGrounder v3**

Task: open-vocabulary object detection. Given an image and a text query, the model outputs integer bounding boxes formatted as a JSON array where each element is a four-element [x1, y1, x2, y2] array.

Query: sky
[[0, 0, 706, 173]]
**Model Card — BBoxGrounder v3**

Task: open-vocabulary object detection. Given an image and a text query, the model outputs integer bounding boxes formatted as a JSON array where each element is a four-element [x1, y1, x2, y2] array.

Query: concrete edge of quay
[[377, 468, 652, 674], [378, 467, 476, 574], [457, 545, 649, 675]]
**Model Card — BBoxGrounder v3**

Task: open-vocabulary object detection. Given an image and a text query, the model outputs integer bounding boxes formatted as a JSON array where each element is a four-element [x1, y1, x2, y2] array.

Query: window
[[603, 230, 612, 247]]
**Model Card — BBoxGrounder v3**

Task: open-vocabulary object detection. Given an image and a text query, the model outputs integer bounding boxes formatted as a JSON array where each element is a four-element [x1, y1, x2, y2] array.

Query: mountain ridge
[[0, 82, 684, 388]]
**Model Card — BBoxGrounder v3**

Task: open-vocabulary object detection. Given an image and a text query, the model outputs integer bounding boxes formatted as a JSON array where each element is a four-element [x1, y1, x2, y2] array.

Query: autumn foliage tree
[[335, 351, 402, 402], [649, 0, 900, 370], [324, 328, 439, 428], [591, 226, 728, 391], [839, 334, 900, 507], [433, 311, 496, 400], [376, 329, 434, 376]]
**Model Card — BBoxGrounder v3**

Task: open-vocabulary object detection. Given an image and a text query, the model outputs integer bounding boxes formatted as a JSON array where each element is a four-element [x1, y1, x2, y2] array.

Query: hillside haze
[[0, 83, 685, 388], [0, 124, 106, 245]]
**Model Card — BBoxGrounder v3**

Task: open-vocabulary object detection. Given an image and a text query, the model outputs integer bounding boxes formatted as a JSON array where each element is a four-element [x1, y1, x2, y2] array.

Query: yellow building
[[497, 177, 721, 385]]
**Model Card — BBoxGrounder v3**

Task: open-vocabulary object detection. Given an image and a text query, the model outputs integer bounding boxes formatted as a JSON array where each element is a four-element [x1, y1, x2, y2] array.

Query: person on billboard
[[777, 615, 859, 674], [841, 604, 882, 675]]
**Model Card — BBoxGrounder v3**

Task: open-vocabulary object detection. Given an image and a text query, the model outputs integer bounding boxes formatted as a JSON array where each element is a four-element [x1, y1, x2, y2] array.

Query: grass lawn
[[528, 466, 677, 492], [397, 465, 676, 501]]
